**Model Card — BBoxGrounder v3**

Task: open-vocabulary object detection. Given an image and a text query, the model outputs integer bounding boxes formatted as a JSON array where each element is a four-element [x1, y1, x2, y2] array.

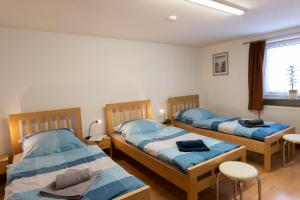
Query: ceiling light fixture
[[187, 0, 245, 15]]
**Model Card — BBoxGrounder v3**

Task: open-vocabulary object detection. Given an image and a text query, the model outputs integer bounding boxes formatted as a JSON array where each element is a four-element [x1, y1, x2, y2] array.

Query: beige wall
[[2, 25, 300, 155], [197, 27, 300, 133], [0, 27, 199, 154]]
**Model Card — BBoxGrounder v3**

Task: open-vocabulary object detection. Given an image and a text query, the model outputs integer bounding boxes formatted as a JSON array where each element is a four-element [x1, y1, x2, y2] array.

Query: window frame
[[263, 35, 300, 106]]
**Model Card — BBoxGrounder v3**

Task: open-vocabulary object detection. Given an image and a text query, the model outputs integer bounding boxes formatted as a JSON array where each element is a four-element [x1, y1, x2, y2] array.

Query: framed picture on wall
[[212, 52, 229, 76]]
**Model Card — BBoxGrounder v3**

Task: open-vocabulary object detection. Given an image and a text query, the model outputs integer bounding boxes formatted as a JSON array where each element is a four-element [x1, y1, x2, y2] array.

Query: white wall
[[197, 27, 300, 132], [0, 27, 199, 154]]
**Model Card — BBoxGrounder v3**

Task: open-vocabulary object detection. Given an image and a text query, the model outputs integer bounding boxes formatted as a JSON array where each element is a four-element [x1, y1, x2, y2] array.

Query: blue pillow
[[117, 119, 164, 136], [22, 128, 85, 159], [176, 108, 217, 123]]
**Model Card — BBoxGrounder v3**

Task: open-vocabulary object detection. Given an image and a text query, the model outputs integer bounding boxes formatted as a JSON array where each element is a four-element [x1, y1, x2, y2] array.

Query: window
[[263, 36, 300, 99]]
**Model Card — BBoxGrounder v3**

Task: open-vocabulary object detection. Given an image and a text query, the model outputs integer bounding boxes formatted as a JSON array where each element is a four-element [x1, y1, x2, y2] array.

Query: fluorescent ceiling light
[[187, 0, 245, 15]]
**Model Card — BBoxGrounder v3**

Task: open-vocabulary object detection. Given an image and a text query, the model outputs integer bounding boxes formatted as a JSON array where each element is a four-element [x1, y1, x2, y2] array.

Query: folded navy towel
[[244, 119, 264, 125], [238, 120, 269, 128], [176, 140, 209, 152]]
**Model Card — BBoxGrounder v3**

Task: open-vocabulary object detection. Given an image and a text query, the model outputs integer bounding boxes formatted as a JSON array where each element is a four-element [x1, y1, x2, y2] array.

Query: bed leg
[[241, 151, 247, 162], [264, 145, 272, 172], [187, 179, 198, 200], [187, 191, 198, 200]]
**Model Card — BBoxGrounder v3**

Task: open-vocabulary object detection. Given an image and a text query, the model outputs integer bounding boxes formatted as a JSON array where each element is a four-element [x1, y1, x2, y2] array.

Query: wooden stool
[[283, 134, 300, 167], [217, 161, 261, 200]]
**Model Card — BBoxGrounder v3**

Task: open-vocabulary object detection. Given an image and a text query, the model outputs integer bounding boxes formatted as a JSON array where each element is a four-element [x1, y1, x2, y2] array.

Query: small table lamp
[[160, 109, 171, 124], [85, 119, 102, 140]]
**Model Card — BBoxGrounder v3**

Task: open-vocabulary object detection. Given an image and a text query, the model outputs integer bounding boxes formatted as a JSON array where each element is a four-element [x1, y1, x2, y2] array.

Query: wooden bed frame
[[8, 107, 150, 200], [168, 95, 296, 172], [105, 100, 246, 200]]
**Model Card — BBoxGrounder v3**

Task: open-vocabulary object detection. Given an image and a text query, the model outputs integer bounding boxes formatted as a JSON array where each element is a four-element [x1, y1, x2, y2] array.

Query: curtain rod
[[242, 31, 300, 45]]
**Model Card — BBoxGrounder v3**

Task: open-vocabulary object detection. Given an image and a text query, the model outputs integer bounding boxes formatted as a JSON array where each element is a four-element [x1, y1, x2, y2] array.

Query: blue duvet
[[125, 126, 239, 172], [192, 117, 289, 141], [5, 146, 144, 200]]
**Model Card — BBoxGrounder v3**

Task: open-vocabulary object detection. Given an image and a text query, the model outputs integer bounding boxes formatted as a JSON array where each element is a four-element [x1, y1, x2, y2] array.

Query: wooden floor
[[114, 149, 300, 200], [1, 149, 300, 200]]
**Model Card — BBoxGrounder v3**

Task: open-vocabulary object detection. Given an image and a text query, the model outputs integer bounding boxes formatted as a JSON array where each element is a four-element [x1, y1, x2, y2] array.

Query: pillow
[[21, 128, 75, 142], [116, 119, 164, 136], [176, 108, 217, 123], [173, 111, 180, 119], [22, 128, 85, 159]]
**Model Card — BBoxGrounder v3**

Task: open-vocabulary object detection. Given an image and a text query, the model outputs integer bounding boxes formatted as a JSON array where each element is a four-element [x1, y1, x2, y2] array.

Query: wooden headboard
[[9, 107, 83, 155], [105, 100, 152, 135], [168, 95, 199, 121]]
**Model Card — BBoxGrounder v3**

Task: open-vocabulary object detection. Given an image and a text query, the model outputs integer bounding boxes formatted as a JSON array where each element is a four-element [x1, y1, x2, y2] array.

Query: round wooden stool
[[216, 161, 261, 200], [283, 134, 300, 167]]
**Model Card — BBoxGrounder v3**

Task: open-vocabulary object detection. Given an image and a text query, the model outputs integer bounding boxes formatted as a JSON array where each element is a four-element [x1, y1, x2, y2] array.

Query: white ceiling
[[0, 0, 300, 46]]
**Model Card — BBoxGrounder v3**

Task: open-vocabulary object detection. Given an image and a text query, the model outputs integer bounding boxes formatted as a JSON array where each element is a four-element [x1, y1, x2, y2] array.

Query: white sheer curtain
[[263, 36, 300, 98]]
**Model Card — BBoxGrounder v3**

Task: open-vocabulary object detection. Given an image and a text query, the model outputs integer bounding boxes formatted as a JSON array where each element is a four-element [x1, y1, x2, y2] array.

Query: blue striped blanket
[[5, 146, 144, 200], [192, 117, 290, 141], [125, 126, 239, 172]]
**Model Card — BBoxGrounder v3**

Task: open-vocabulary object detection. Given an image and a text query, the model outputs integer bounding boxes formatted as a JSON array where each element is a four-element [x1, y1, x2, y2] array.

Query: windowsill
[[263, 97, 300, 107]]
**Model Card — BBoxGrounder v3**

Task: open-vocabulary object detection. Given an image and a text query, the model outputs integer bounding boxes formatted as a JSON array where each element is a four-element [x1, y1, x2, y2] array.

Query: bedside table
[[85, 136, 112, 157], [0, 154, 9, 175]]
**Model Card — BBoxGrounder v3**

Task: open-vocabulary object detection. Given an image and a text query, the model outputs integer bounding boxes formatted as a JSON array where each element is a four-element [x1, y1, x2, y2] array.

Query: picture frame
[[213, 52, 229, 76]]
